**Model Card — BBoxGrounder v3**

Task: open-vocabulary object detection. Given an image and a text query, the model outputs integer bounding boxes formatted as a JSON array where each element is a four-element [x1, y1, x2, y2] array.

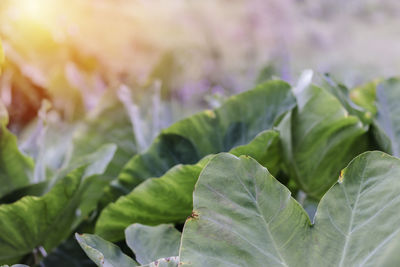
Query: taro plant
[[76, 151, 400, 266], [3, 68, 400, 266]]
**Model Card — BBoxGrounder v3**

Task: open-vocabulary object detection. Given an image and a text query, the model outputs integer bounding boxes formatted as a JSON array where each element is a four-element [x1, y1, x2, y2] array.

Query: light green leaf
[[350, 79, 381, 116], [96, 130, 280, 241], [116, 80, 295, 193], [278, 84, 368, 198], [75, 233, 138, 267], [125, 224, 180, 265], [180, 152, 400, 266], [0, 145, 115, 265], [0, 101, 34, 199]]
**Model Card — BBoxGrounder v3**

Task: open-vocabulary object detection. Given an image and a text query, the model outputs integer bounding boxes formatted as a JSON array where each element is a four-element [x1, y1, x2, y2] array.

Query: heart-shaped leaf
[[180, 152, 400, 266]]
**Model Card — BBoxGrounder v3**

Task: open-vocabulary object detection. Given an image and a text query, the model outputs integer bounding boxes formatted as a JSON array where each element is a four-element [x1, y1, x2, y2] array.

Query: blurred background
[[1, 0, 400, 137]]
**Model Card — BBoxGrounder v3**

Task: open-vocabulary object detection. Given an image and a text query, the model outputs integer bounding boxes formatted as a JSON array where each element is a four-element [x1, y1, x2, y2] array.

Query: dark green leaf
[[278, 84, 368, 198], [116, 80, 295, 193], [96, 130, 280, 241], [0, 145, 115, 265]]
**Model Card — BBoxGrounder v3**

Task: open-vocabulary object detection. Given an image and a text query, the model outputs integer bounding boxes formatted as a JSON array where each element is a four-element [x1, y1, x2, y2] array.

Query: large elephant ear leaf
[[75, 233, 138, 267], [125, 224, 180, 265], [179, 154, 310, 266], [278, 84, 368, 198], [374, 78, 400, 157], [180, 152, 400, 266], [0, 145, 115, 265], [308, 151, 400, 266], [0, 101, 34, 199]]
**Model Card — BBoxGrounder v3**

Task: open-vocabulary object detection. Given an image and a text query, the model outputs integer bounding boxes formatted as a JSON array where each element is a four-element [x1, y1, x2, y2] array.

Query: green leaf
[[125, 224, 180, 265], [75, 233, 138, 267], [0, 101, 34, 199], [0, 145, 115, 265], [374, 78, 400, 157], [320, 74, 372, 124], [116, 80, 295, 193], [278, 84, 368, 198], [96, 130, 280, 241], [180, 152, 400, 266]]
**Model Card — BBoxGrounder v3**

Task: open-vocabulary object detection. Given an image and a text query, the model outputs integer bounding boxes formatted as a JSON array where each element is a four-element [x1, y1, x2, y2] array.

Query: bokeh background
[[1, 0, 400, 137]]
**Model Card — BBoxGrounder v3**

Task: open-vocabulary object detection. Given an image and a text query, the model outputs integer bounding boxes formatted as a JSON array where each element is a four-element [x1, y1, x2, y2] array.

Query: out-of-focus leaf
[[75, 234, 138, 267], [350, 79, 381, 115], [321, 74, 372, 124], [116, 80, 295, 193], [256, 64, 277, 84], [374, 78, 400, 157], [0, 145, 115, 265], [125, 224, 180, 265], [0, 101, 34, 199], [96, 130, 280, 241], [71, 90, 137, 177], [47, 69, 85, 122], [180, 152, 400, 266], [278, 84, 368, 198], [0, 39, 4, 74]]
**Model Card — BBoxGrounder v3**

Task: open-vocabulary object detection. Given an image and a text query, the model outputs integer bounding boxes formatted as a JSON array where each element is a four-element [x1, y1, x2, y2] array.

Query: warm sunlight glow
[[15, 0, 54, 21]]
